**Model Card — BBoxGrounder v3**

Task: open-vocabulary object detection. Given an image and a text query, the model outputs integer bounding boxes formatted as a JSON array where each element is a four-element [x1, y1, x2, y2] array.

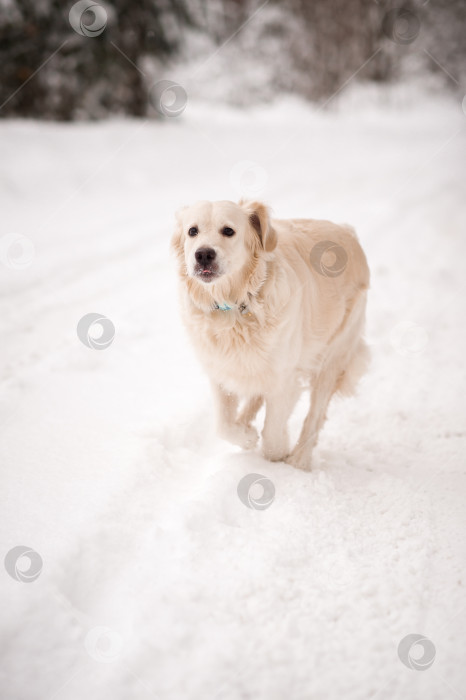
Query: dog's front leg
[[211, 382, 258, 450], [262, 384, 301, 462]]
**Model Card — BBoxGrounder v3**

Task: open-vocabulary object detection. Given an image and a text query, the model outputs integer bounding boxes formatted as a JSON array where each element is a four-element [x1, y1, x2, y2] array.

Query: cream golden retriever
[[171, 199, 370, 470]]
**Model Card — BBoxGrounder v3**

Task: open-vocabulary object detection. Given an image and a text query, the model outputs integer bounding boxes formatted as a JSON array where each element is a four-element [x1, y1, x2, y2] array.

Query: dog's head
[[171, 199, 277, 286]]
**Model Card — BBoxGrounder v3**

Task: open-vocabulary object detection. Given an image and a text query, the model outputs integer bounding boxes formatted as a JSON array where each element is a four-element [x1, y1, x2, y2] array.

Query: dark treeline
[[0, 0, 464, 120]]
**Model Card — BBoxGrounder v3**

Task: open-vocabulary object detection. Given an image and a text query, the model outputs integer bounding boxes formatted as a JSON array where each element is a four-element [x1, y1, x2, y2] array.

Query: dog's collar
[[213, 301, 252, 316]]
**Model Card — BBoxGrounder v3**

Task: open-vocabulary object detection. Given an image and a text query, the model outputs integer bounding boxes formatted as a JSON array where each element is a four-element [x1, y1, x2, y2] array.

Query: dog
[[171, 199, 370, 470]]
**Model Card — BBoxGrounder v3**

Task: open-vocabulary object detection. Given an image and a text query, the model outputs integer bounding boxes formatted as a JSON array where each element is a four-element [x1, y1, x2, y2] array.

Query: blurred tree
[[270, 0, 464, 100], [0, 0, 464, 119], [0, 0, 193, 119], [421, 0, 466, 88]]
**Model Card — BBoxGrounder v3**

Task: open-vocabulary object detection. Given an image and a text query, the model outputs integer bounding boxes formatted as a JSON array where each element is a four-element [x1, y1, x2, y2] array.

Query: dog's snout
[[195, 247, 216, 266]]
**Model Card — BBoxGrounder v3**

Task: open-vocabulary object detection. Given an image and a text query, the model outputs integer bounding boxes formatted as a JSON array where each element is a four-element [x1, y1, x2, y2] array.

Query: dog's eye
[[188, 226, 198, 237], [222, 227, 235, 237]]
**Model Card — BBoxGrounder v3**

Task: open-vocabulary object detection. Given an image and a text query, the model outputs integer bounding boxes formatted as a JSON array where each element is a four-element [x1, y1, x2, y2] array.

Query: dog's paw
[[261, 430, 289, 463], [262, 448, 287, 462], [219, 423, 259, 450], [237, 424, 259, 450], [284, 449, 312, 471], [261, 440, 289, 463]]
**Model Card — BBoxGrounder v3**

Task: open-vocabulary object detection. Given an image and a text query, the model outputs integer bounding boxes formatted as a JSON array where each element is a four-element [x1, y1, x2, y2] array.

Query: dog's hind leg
[[285, 366, 339, 471], [286, 292, 369, 471]]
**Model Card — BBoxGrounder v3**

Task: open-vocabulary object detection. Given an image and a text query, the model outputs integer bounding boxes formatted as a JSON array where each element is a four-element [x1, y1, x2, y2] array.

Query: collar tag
[[213, 301, 251, 316]]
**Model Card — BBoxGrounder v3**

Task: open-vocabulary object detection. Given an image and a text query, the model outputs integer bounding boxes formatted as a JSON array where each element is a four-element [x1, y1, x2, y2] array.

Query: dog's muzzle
[[194, 247, 220, 283]]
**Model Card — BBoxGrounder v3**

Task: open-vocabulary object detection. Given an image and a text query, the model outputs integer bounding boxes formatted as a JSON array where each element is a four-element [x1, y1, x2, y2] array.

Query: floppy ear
[[240, 200, 277, 253], [171, 207, 186, 265]]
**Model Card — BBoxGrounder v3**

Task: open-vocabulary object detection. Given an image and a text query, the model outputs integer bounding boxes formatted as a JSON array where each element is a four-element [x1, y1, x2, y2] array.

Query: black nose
[[195, 247, 216, 266]]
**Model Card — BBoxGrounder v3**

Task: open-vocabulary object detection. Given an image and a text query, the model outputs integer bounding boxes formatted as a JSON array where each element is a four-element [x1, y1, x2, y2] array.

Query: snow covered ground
[[1, 90, 465, 700]]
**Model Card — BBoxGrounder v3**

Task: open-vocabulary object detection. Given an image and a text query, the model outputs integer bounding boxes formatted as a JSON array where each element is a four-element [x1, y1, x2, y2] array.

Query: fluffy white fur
[[172, 199, 370, 470]]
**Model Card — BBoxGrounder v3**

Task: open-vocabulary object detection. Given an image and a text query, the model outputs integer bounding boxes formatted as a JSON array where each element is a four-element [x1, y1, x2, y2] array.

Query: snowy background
[[1, 2, 466, 700]]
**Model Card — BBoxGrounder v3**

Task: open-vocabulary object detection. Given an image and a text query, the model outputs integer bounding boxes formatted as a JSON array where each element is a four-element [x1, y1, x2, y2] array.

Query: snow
[[1, 90, 465, 699]]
